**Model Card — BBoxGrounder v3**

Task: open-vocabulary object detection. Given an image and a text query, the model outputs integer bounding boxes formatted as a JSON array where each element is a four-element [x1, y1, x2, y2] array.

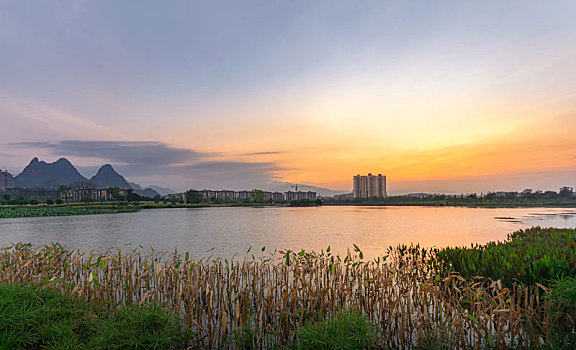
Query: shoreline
[[2, 201, 576, 218]]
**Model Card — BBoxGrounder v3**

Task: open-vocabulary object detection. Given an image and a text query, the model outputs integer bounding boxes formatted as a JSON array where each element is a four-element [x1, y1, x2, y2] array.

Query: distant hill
[[89, 164, 159, 197], [90, 164, 132, 189], [14, 157, 87, 189], [135, 188, 161, 198], [146, 185, 176, 196]]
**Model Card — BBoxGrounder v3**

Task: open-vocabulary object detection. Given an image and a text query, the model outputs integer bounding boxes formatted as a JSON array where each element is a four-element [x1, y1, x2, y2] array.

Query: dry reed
[[0, 243, 550, 349]]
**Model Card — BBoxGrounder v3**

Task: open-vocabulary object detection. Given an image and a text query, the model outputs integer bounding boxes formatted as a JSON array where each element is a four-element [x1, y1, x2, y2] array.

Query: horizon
[[2, 155, 573, 196], [1, 1, 575, 193]]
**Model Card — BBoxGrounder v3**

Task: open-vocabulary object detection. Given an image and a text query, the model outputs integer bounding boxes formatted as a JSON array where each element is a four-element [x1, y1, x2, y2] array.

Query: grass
[[0, 228, 575, 348], [295, 309, 379, 350], [436, 227, 576, 287], [0, 284, 188, 349], [0, 205, 140, 218]]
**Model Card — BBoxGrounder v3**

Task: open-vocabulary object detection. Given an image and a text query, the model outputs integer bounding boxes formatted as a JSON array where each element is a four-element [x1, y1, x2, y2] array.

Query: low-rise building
[[285, 191, 317, 201]]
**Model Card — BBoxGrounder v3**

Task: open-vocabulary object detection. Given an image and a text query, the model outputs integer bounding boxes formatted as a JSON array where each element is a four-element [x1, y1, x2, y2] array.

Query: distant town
[[1, 159, 576, 208]]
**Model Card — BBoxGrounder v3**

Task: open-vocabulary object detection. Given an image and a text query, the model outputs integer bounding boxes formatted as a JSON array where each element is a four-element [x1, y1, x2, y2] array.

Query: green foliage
[[46, 199, 54, 205], [250, 189, 266, 204], [290, 199, 320, 207], [230, 323, 261, 349], [0, 284, 188, 349], [185, 189, 204, 204], [295, 310, 379, 350], [544, 277, 576, 334], [436, 227, 576, 286], [0, 207, 118, 218], [93, 303, 187, 349]]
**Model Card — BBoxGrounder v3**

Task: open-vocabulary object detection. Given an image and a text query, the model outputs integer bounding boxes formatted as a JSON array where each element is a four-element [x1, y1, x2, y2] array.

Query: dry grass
[[0, 243, 551, 348]]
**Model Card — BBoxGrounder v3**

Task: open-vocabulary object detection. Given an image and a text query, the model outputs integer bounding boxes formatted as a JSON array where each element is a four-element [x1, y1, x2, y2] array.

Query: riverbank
[[4, 198, 576, 220], [325, 197, 576, 208], [0, 205, 140, 218], [1, 227, 574, 348]]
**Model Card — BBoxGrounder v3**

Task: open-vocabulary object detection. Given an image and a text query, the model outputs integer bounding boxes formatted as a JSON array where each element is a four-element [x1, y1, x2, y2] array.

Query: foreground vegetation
[[0, 284, 188, 349], [437, 227, 576, 287], [0, 228, 575, 348]]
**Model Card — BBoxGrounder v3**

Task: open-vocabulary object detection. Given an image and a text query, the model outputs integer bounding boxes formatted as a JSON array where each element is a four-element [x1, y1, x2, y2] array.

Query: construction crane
[[291, 184, 300, 192], [1, 170, 10, 192]]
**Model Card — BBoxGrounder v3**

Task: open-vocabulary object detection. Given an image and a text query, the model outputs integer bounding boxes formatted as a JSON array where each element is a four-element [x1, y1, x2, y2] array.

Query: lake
[[1, 206, 575, 258]]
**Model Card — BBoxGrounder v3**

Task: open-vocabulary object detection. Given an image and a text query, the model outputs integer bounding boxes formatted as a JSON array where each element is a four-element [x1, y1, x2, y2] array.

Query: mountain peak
[[55, 157, 72, 165], [15, 157, 87, 189], [91, 164, 130, 189]]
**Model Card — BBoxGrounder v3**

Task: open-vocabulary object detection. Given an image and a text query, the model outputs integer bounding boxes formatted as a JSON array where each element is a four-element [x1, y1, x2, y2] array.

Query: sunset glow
[[1, 1, 575, 193]]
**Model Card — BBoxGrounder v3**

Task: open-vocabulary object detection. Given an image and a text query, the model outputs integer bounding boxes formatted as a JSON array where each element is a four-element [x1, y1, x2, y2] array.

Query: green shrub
[[295, 310, 379, 350], [545, 277, 576, 331], [229, 323, 261, 349], [436, 227, 576, 286], [93, 303, 187, 349], [0, 284, 188, 349]]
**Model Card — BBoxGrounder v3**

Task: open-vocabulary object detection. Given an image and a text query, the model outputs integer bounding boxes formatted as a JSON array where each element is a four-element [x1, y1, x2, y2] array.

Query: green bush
[[545, 277, 576, 331], [295, 310, 379, 350], [0, 284, 188, 349], [436, 227, 576, 286]]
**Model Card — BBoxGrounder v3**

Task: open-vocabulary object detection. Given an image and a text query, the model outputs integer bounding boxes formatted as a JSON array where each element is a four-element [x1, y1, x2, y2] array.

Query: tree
[[125, 189, 141, 203], [185, 189, 203, 204], [250, 189, 266, 204], [73, 182, 96, 205], [58, 185, 70, 206], [106, 187, 121, 202]]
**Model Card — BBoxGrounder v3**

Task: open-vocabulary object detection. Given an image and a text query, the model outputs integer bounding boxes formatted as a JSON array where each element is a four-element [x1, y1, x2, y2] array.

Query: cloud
[[8, 140, 285, 190], [172, 161, 284, 190], [242, 151, 282, 156], [10, 140, 206, 167]]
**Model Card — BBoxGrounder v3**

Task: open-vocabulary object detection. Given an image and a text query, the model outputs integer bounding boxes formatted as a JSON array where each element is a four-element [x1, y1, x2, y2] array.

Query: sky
[[1, 0, 575, 194]]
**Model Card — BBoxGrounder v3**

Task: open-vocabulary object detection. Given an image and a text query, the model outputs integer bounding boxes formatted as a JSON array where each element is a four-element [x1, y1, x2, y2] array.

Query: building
[[560, 187, 574, 196], [264, 191, 285, 202], [353, 173, 387, 199], [285, 191, 317, 201]]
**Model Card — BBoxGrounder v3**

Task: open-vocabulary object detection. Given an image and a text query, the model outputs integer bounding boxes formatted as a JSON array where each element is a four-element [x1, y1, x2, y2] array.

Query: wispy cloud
[[0, 93, 124, 139], [8, 140, 285, 190], [242, 151, 282, 156], [10, 140, 207, 166]]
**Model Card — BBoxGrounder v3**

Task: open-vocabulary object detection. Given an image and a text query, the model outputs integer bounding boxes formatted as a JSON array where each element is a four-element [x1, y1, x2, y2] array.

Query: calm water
[[1, 206, 575, 258]]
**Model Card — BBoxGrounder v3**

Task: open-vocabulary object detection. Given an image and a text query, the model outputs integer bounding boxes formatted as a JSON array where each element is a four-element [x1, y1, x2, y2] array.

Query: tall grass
[[0, 240, 559, 348]]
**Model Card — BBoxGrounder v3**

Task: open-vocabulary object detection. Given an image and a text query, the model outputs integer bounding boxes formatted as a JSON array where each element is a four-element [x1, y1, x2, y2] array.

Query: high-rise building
[[353, 174, 386, 199]]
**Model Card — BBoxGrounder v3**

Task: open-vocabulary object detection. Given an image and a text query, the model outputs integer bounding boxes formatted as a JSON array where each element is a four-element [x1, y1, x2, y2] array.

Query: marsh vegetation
[[0, 227, 574, 348]]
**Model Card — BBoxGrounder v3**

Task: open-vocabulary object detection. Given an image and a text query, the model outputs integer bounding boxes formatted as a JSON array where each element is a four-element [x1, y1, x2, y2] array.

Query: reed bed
[[0, 243, 552, 349]]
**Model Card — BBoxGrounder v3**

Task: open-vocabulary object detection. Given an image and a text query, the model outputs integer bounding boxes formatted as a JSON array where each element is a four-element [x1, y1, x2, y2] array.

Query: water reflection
[[0, 206, 575, 259]]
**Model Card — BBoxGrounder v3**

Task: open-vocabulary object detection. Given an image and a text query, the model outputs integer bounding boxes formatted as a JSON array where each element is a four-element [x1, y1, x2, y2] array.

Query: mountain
[[265, 181, 348, 197], [135, 188, 161, 198], [0, 169, 21, 188], [90, 165, 160, 197], [90, 164, 132, 189], [146, 185, 177, 196], [14, 157, 88, 189]]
